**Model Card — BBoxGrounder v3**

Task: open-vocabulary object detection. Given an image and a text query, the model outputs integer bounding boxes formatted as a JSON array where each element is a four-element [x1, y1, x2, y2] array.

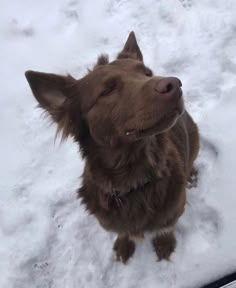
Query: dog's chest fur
[[78, 128, 186, 235]]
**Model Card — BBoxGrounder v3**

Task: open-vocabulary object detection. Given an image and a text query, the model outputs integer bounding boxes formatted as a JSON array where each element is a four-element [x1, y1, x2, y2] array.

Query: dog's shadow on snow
[[176, 135, 222, 259]]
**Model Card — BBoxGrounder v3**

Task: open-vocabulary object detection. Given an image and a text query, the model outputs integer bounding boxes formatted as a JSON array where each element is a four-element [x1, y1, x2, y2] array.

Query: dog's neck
[[84, 134, 170, 194]]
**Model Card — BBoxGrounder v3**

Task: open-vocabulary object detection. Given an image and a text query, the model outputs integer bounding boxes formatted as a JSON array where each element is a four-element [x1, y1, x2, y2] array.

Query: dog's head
[[25, 32, 184, 149]]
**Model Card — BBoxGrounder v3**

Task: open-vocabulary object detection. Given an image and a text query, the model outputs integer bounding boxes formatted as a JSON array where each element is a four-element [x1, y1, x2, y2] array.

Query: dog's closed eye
[[100, 77, 119, 97], [135, 63, 153, 77], [144, 68, 153, 77]]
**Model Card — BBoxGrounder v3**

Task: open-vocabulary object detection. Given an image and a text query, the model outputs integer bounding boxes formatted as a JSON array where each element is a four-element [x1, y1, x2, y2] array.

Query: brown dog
[[25, 32, 199, 263]]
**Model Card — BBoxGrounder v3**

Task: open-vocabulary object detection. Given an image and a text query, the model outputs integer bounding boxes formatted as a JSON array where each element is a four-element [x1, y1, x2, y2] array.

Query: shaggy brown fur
[[25, 32, 199, 263]]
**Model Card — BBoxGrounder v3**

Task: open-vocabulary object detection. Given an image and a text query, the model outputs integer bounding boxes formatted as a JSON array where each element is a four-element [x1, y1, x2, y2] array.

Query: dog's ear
[[117, 31, 143, 61], [25, 70, 75, 120], [25, 70, 77, 139]]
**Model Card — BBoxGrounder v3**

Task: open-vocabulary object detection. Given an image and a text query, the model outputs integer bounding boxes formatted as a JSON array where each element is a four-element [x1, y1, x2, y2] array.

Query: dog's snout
[[154, 77, 182, 95]]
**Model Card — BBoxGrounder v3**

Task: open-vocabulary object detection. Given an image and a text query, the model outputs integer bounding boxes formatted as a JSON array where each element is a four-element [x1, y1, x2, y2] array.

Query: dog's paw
[[113, 236, 135, 264], [152, 232, 176, 261]]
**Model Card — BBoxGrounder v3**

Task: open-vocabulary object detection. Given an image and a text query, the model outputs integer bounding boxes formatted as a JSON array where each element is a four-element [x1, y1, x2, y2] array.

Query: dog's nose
[[155, 77, 182, 95]]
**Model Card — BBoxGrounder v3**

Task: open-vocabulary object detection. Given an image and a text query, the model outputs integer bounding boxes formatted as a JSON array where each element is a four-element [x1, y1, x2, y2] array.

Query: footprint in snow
[[9, 19, 34, 37], [177, 195, 222, 257], [179, 0, 193, 9]]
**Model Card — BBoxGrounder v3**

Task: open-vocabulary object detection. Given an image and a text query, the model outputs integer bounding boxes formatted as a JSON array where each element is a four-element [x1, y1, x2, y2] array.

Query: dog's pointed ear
[[25, 70, 78, 140], [117, 31, 143, 61], [25, 70, 76, 122]]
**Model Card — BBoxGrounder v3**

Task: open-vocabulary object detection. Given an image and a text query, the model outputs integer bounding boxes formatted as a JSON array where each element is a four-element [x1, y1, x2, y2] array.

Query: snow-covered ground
[[1, 0, 236, 287]]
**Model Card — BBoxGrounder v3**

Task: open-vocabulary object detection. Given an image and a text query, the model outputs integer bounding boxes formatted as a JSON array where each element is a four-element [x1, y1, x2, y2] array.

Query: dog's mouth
[[125, 99, 185, 138]]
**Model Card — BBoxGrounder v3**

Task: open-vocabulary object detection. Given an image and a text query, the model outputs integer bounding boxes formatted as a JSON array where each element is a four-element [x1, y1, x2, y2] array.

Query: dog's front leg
[[113, 234, 135, 264], [152, 227, 176, 261]]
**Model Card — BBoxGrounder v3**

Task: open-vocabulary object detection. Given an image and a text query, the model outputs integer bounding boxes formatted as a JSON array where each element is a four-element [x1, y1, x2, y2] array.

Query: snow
[[1, 0, 236, 287]]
